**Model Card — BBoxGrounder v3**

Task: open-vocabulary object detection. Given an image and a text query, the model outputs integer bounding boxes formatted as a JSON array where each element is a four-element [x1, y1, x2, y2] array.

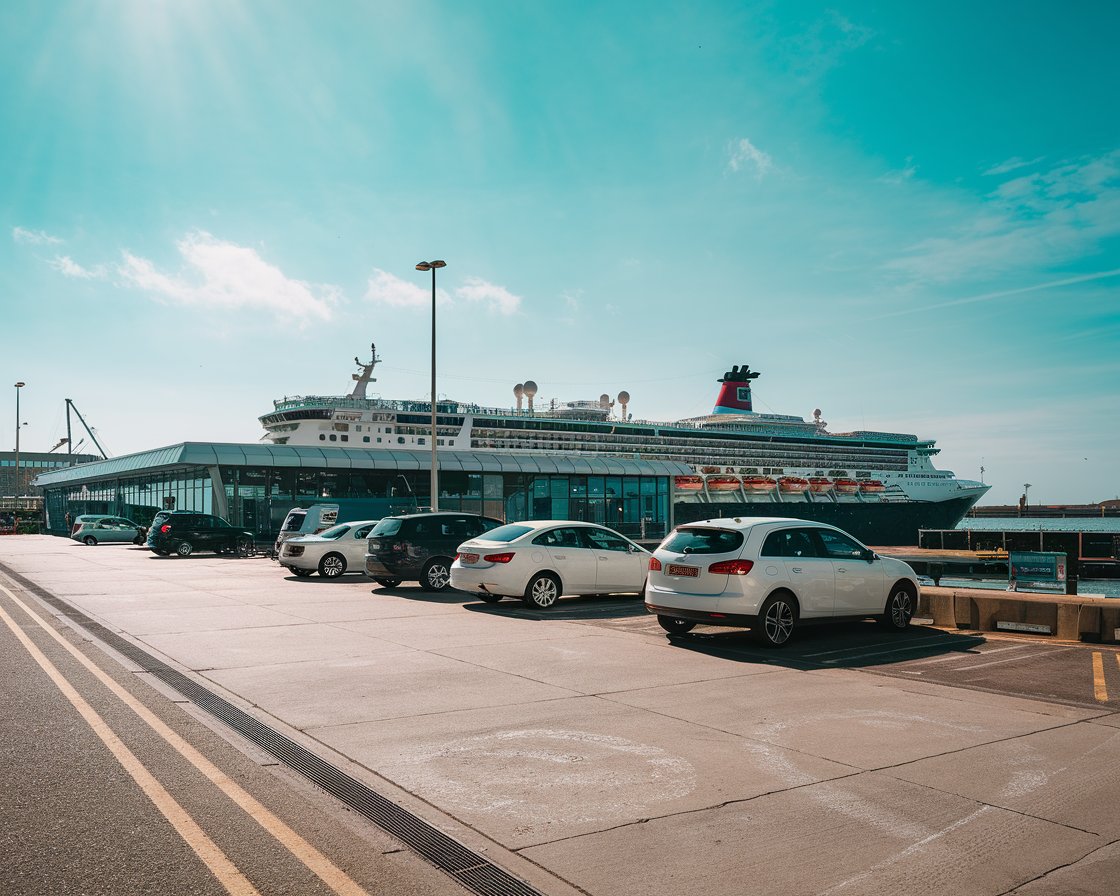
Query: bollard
[[1065, 575, 1078, 595]]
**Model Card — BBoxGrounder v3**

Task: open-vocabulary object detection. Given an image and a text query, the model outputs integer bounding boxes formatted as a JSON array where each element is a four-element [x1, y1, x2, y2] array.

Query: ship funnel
[[617, 390, 630, 419], [523, 380, 538, 412], [513, 383, 524, 411]]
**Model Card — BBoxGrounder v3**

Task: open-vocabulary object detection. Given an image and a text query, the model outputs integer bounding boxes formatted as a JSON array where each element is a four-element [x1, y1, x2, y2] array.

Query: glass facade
[[40, 458, 673, 541]]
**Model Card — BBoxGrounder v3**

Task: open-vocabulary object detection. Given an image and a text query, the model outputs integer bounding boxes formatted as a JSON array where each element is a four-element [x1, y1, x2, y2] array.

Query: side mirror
[[862, 549, 876, 563]]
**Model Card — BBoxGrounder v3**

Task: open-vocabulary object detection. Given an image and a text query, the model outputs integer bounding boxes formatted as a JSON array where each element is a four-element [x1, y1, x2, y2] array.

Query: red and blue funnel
[[713, 364, 760, 415]]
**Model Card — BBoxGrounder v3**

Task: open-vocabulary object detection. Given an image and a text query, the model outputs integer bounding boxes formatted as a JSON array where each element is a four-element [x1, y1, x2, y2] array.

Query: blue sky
[[2, 1, 1117, 506]]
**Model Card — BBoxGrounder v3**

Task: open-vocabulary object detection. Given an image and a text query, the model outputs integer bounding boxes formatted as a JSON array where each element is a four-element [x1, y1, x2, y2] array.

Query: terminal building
[[33, 442, 691, 541]]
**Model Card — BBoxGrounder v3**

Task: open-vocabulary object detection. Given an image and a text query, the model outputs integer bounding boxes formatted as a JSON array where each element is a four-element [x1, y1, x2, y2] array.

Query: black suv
[[146, 512, 255, 557], [364, 512, 502, 590]]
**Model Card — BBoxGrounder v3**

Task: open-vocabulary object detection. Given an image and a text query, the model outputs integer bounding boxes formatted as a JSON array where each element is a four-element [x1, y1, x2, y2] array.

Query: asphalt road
[[2, 536, 1119, 896], [0, 573, 462, 896]]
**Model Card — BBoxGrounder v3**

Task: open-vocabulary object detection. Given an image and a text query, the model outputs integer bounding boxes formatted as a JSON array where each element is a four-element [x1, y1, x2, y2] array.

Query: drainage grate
[[0, 564, 545, 896]]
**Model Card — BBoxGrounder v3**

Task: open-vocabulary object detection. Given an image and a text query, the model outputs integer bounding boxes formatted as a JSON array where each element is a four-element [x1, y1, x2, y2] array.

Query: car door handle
[[837, 567, 848, 574], [791, 567, 803, 573], [554, 554, 566, 560]]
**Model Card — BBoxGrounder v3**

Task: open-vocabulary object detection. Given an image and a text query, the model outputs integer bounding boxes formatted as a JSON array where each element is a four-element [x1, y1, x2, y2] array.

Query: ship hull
[[673, 494, 981, 546]]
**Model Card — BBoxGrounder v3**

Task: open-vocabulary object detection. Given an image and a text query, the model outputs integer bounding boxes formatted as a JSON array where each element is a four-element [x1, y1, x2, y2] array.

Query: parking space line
[[821, 637, 987, 664], [0, 582, 371, 896], [959, 645, 1072, 672], [901, 643, 1027, 668], [0, 599, 262, 896], [1093, 652, 1108, 703], [804, 632, 967, 659]]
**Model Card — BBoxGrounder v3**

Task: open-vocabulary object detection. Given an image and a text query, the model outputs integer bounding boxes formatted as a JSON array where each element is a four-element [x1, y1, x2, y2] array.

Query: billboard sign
[[1009, 551, 1066, 586]]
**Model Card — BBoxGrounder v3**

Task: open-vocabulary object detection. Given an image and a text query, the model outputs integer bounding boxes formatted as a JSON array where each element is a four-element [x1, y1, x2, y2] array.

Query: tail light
[[708, 559, 754, 576], [483, 552, 515, 564], [160, 524, 171, 534], [648, 557, 662, 571]]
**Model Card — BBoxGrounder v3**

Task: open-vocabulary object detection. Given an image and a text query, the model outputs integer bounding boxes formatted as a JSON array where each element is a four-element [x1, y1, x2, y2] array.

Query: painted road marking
[[1093, 652, 1108, 703], [960, 646, 1073, 672], [0, 600, 262, 896], [0, 582, 370, 896], [803, 632, 967, 658], [820, 637, 986, 664], [902, 643, 1029, 668]]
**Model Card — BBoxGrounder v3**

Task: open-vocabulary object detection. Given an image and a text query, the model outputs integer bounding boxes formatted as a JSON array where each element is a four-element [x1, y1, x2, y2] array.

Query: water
[[957, 517, 1120, 533], [929, 576, 1120, 599]]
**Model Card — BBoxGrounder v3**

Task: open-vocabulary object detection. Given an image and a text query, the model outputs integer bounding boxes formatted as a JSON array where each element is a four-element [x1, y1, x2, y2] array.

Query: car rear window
[[479, 524, 534, 543], [318, 524, 351, 539], [661, 527, 745, 555], [371, 518, 403, 537], [283, 512, 307, 532]]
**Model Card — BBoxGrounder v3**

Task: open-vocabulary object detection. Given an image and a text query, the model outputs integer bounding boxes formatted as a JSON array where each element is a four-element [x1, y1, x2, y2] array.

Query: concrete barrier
[[918, 586, 1119, 643]]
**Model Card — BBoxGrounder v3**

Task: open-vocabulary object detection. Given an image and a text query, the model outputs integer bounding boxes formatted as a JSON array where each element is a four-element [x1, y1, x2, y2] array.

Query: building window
[[319, 434, 326, 441], [329, 434, 337, 442], [341, 435, 348, 442], [363, 436, 370, 443]]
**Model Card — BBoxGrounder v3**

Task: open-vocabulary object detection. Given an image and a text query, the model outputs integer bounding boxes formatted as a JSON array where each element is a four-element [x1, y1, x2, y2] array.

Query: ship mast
[[349, 343, 380, 399]]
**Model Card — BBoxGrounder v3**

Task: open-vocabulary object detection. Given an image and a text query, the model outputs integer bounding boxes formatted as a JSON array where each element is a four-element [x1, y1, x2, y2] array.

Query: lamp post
[[13, 382, 25, 498], [415, 260, 446, 511]]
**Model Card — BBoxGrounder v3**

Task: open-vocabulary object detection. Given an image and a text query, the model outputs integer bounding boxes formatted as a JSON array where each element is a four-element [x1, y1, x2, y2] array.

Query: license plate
[[667, 564, 698, 577], [460, 553, 479, 564]]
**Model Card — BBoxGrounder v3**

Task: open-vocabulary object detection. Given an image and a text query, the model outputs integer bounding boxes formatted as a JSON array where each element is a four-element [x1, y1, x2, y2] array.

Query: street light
[[415, 260, 446, 511], [13, 382, 24, 498]]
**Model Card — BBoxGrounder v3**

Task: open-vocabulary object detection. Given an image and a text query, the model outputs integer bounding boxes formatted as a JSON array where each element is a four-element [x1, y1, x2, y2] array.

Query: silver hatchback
[[645, 517, 920, 647]]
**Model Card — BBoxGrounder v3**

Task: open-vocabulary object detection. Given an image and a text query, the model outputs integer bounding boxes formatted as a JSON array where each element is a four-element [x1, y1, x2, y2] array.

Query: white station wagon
[[451, 520, 650, 608], [278, 519, 380, 578], [645, 517, 920, 646]]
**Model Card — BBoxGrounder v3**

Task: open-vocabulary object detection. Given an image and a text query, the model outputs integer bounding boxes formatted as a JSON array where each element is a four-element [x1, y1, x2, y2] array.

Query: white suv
[[645, 517, 919, 646]]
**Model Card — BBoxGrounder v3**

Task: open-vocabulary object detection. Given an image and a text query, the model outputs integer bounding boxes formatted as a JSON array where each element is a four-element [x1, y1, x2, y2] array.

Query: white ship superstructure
[[260, 346, 989, 511]]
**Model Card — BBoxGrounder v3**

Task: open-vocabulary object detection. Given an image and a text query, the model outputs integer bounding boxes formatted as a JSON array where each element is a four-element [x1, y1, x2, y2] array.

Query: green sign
[[1009, 551, 1067, 585]]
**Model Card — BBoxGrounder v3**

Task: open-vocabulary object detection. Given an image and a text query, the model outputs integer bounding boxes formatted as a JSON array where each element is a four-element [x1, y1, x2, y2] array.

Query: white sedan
[[278, 520, 380, 578], [450, 520, 650, 609]]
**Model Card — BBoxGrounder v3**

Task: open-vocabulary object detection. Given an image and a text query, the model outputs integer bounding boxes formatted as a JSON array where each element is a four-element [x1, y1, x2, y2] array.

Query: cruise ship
[[259, 345, 990, 542]]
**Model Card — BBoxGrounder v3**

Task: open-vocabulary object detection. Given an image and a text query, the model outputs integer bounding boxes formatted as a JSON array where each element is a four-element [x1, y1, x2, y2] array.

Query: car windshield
[[283, 512, 307, 532], [371, 518, 403, 537], [662, 527, 745, 555], [476, 524, 534, 543], [317, 524, 351, 539]]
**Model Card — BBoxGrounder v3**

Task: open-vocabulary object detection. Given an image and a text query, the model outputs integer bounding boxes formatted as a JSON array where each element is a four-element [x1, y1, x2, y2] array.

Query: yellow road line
[[0, 600, 262, 896], [0, 583, 370, 896], [1092, 652, 1108, 702]]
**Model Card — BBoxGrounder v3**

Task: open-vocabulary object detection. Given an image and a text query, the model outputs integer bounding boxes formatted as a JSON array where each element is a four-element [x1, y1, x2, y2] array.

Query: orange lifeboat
[[674, 475, 705, 491], [699, 466, 720, 474], [705, 475, 742, 492], [858, 479, 886, 493], [740, 476, 777, 493], [808, 477, 833, 493], [833, 478, 859, 494], [778, 476, 811, 493]]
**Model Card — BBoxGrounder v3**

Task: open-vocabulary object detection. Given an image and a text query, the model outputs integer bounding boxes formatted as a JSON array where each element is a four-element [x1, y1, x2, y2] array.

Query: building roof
[[32, 442, 694, 487]]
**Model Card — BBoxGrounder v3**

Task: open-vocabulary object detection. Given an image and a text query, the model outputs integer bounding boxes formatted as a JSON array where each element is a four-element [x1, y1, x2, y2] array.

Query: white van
[[274, 504, 340, 555]]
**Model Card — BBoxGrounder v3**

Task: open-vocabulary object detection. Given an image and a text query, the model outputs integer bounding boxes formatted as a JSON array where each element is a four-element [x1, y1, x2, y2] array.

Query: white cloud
[[49, 256, 107, 279], [982, 156, 1043, 177], [456, 277, 521, 315], [884, 150, 1120, 284], [118, 231, 338, 321], [13, 226, 62, 245], [365, 268, 450, 308], [365, 269, 520, 315], [878, 158, 917, 185], [727, 137, 773, 179]]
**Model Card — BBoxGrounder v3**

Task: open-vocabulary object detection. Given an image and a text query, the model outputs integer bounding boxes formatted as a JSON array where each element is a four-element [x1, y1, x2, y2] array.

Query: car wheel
[[175, 541, 194, 558], [523, 573, 560, 609], [373, 577, 402, 588], [232, 535, 253, 556], [420, 559, 452, 592], [133, 535, 144, 545], [753, 592, 797, 647], [318, 553, 346, 578], [658, 615, 696, 634], [476, 592, 503, 604], [291, 567, 314, 578], [83, 535, 97, 546], [880, 583, 916, 631]]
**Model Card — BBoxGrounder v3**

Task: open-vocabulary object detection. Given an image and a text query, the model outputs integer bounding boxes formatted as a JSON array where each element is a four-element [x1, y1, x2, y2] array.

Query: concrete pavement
[[2, 535, 1119, 895]]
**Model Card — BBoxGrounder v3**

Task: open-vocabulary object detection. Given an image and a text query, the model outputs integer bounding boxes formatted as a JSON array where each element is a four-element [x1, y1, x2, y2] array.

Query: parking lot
[[2, 535, 1119, 896]]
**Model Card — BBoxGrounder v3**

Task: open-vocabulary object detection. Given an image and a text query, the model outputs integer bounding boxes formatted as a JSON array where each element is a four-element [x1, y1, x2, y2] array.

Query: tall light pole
[[415, 260, 446, 511], [13, 382, 25, 497]]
